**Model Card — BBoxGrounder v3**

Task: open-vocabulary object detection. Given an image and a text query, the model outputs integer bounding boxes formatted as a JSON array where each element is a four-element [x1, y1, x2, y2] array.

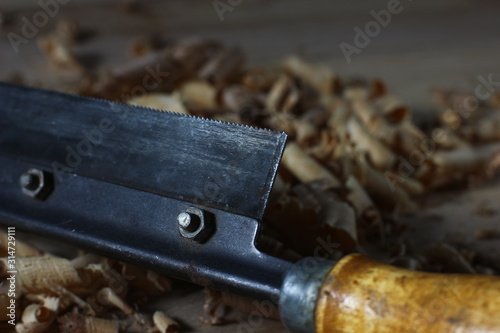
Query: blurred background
[[1, 0, 499, 111]]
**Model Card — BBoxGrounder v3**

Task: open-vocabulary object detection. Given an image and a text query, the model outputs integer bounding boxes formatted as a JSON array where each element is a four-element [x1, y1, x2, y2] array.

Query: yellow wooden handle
[[315, 253, 500, 333]]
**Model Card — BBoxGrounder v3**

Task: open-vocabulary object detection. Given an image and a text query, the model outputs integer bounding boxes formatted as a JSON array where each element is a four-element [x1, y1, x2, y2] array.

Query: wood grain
[[316, 253, 500, 333]]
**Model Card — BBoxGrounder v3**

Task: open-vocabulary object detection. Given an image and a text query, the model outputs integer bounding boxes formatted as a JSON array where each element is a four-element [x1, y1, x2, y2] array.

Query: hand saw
[[1, 82, 500, 333]]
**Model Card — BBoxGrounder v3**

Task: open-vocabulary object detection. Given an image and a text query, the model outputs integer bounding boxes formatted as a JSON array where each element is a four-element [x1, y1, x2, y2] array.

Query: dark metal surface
[[0, 155, 293, 300], [0, 82, 295, 304], [0, 82, 287, 221]]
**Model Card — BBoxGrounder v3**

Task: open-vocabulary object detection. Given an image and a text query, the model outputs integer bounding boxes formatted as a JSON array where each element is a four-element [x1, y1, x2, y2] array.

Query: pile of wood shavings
[[0, 233, 177, 332], [2, 23, 500, 331]]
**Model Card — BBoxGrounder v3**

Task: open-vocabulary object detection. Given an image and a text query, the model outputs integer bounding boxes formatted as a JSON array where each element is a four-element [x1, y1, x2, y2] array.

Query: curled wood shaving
[[179, 80, 217, 108], [58, 313, 119, 333], [374, 93, 409, 124], [317, 191, 358, 251], [16, 297, 59, 333], [350, 155, 416, 213], [0, 257, 81, 295], [95, 287, 134, 315], [48, 283, 95, 316], [350, 99, 398, 147], [153, 311, 179, 333], [345, 175, 381, 227], [281, 142, 341, 190], [418, 143, 500, 185], [0, 231, 42, 257], [345, 116, 396, 170], [266, 75, 295, 113], [128, 92, 189, 114], [282, 55, 340, 95]]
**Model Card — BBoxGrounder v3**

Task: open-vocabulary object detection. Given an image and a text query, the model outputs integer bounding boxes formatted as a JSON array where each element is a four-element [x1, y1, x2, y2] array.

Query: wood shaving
[[58, 313, 119, 333], [0, 235, 41, 258], [128, 92, 189, 114], [153, 311, 179, 333], [0, 257, 81, 295]]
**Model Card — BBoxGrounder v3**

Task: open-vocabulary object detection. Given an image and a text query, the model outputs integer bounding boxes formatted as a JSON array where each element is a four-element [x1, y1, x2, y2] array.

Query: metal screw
[[20, 173, 40, 191], [177, 207, 215, 243], [178, 212, 201, 232], [19, 168, 54, 200]]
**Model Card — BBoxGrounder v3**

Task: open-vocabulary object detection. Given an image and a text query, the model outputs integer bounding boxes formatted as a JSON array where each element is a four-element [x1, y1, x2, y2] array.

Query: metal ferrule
[[279, 258, 335, 333]]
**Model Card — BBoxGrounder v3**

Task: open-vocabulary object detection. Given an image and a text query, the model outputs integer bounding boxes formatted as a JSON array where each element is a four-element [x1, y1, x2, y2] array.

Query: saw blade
[[0, 82, 287, 220]]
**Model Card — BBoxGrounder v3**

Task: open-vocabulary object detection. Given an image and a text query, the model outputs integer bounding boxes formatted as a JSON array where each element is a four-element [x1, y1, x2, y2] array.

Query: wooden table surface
[[1, 1, 500, 332]]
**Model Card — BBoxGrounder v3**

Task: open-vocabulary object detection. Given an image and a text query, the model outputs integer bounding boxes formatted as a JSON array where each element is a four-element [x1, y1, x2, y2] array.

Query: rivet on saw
[[177, 207, 215, 243]]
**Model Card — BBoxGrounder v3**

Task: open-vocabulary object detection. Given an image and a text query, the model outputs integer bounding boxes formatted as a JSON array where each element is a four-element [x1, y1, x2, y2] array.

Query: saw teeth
[[59, 85, 282, 134]]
